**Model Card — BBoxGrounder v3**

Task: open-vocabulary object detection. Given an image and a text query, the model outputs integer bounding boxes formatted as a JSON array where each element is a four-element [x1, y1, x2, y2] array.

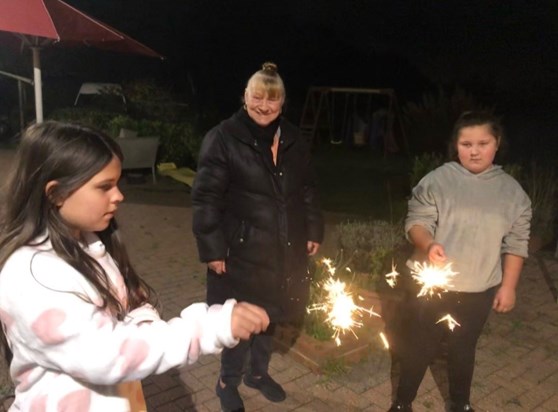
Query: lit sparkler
[[379, 332, 390, 349], [307, 276, 381, 346], [436, 314, 461, 331], [410, 261, 458, 297], [385, 261, 399, 288], [321, 257, 336, 276]]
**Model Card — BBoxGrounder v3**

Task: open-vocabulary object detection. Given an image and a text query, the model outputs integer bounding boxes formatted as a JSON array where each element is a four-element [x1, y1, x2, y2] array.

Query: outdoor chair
[[117, 136, 160, 183]]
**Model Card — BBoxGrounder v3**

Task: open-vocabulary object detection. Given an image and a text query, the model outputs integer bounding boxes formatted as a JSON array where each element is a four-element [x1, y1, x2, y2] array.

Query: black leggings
[[395, 286, 496, 404], [220, 323, 276, 386]]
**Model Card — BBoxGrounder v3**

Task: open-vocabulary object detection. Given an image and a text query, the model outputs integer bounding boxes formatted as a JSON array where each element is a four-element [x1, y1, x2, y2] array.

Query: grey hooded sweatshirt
[[406, 161, 532, 293]]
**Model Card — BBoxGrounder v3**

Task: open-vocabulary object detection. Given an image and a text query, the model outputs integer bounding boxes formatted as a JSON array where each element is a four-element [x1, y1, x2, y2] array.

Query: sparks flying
[[307, 276, 381, 346], [436, 314, 461, 331], [410, 261, 458, 297], [385, 261, 399, 288]]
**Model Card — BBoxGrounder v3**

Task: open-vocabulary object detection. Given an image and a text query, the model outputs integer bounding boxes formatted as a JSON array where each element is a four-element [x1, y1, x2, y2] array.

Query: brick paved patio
[[116, 181, 558, 412], [1, 149, 557, 411]]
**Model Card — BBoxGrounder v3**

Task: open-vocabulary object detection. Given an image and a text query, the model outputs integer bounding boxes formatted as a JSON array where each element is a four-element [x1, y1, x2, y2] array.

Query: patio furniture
[[118, 136, 160, 183]]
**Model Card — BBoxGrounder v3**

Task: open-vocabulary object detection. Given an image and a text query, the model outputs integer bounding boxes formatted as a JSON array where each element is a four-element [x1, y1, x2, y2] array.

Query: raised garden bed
[[273, 288, 405, 373]]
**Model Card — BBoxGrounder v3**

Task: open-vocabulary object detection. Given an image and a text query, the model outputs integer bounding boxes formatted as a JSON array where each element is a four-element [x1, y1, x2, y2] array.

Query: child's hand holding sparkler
[[408, 226, 447, 265], [426, 242, 447, 265], [231, 302, 270, 340]]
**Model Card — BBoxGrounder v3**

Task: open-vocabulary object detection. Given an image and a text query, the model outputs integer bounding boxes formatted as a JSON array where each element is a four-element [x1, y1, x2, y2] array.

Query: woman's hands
[[208, 260, 226, 275], [210, 241, 321, 273], [231, 302, 270, 340], [307, 241, 320, 256]]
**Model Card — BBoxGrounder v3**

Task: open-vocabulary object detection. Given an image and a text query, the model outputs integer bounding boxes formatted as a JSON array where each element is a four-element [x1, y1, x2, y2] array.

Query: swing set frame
[[299, 86, 409, 156]]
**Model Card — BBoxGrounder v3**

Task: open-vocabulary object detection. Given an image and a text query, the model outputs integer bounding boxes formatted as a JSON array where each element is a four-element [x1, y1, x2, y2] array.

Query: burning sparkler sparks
[[436, 314, 461, 331], [410, 261, 458, 297], [307, 274, 381, 346], [385, 261, 399, 288]]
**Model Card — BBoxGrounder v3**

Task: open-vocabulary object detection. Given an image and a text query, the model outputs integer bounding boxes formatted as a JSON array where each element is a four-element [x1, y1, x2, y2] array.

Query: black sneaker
[[215, 379, 245, 412], [243, 373, 286, 402], [450, 402, 475, 412], [388, 401, 413, 412]]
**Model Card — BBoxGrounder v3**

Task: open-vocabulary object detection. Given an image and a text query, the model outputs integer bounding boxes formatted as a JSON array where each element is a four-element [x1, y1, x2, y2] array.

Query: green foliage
[[321, 358, 348, 376], [123, 78, 190, 123], [523, 163, 558, 241], [48, 79, 204, 169], [303, 225, 404, 342], [304, 257, 336, 341], [502, 163, 523, 181], [49, 108, 117, 131], [402, 87, 491, 154], [108, 116, 202, 168], [49, 110, 203, 169], [335, 220, 405, 289], [409, 152, 444, 189], [504, 162, 557, 243]]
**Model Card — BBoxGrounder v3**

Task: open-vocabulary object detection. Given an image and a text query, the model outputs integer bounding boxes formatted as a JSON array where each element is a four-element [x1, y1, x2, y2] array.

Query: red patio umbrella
[[0, 0, 164, 123]]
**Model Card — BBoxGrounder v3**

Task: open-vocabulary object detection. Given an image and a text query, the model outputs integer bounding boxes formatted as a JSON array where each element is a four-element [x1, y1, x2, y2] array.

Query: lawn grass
[[313, 144, 412, 222]]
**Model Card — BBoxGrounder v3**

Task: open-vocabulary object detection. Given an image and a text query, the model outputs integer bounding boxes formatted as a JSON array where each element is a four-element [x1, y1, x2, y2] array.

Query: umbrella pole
[[18, 80, 25, 134], [31, 47, 43, 123]]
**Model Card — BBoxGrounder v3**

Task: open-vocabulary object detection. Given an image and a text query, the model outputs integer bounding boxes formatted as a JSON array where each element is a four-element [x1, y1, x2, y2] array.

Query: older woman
[[192, 62, 324, 412]]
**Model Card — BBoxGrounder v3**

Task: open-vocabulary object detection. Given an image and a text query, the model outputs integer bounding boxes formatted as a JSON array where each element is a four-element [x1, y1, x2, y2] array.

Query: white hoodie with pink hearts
[[0, 233, 238, 411]]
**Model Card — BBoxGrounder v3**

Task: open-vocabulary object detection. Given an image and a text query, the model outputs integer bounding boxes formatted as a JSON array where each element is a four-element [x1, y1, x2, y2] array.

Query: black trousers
[[395, 286, 496, 404], [220, 323, 276, 386]]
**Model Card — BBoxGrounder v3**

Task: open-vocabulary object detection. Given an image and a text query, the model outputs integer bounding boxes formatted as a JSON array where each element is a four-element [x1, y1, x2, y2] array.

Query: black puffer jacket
[[192, 110, 324, 322]]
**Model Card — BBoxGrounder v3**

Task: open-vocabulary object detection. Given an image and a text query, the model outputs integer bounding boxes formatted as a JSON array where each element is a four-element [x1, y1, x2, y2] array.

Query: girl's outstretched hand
[[231, 302, 270, 340], [427, 242, 447, 265]]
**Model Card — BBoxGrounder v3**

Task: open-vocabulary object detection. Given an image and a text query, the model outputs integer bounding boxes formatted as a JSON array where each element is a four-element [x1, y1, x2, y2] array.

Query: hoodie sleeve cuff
[[207, 299, 239, 349], [182, 299, 238, 354], [125, 304, 161, 325]]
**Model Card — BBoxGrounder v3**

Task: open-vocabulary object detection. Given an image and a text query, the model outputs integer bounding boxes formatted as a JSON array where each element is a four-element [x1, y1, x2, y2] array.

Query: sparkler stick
[[379, 332, 390, 349], [436, 314, 461, 331], [410, 261, 458, 297]]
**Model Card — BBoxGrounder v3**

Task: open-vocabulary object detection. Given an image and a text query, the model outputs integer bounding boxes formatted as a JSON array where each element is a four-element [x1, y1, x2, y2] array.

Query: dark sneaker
[[450, 402, 475, 412], [243, 374, 286, 402], [215, 379, 245, 412], [388, 401, 413, 412]]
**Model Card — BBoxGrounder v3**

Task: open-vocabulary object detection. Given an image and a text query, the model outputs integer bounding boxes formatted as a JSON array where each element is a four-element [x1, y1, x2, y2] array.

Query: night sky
[[1, 0, 557, 149]]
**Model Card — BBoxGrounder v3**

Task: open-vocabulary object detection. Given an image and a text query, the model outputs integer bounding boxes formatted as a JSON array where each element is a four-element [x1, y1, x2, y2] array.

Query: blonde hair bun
[[245, 62, 285, 100], [261, 62, 278, 74]]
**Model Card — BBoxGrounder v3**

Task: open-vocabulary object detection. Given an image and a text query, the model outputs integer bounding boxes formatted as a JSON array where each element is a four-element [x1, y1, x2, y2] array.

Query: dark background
[[1, 0, 557, 156]]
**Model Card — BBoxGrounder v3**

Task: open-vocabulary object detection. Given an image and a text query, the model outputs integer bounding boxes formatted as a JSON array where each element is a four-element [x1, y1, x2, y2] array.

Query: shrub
[[502, 163, 523, 181], [504, 162, 557, 246], [303, 256, 344, 341], [123, 78, 190, 123], [523, 163, 557, 243], [335, 220, 405, 289], [49, 108, 117, 132], [49, 109, 203, 169], [409, 152, 444, 189], [107, 116, 203, 168]]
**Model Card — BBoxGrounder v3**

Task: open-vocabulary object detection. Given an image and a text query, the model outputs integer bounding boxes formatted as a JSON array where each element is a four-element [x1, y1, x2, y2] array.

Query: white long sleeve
[[0, 235, 238, 411]]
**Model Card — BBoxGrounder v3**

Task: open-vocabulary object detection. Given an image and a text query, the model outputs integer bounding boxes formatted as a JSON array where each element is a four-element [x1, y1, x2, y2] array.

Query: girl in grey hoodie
[[389, 111, 532, 412]]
